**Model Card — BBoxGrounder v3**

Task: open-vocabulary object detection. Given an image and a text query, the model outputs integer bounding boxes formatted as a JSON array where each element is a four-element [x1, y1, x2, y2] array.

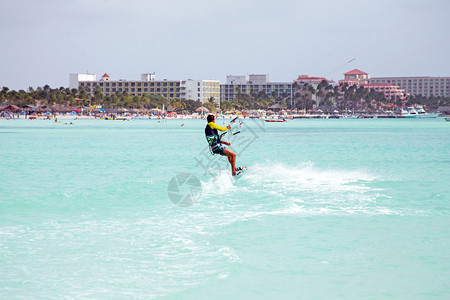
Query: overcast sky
[[1, 0, 449, 90]]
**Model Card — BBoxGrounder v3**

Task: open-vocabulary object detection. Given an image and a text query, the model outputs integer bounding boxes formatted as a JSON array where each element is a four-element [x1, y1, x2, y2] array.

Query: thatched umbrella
[[268, 103, 283, 111], [196, 107, 209, 113], [1, 105, 21, 112], [64, 107, 76, 112], [41, 105, 56, 112], [20, 104, 36, 112]]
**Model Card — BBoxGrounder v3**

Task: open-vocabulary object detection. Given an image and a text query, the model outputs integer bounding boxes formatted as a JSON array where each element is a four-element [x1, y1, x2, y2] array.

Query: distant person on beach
[[205, 114, 242, 176]]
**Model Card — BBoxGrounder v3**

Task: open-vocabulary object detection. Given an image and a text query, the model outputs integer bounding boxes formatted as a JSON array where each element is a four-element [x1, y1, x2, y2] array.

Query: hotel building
[[338, 69, 370, 86], [361, 83, 409, 101], [294, 75, 335, 85], [292, 75, 337, 108], [69, 73, 220, 104], [369, 76, 450, 97], [182, 80, 220, 104], [220, 74, 293, 104], [339, 69, 408, 101], [69, 73, 97, 88]]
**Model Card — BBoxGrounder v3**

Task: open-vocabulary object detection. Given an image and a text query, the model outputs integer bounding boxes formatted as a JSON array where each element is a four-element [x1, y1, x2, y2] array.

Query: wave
[[199, 161, 398, 216]]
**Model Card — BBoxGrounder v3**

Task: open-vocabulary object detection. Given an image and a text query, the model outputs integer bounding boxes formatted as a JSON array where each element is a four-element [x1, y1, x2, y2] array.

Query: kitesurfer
[[205, 115, 243, 176]]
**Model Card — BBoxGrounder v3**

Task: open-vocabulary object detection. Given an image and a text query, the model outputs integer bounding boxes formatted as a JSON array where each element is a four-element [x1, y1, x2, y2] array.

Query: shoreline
[[0, 115, 446, 121]]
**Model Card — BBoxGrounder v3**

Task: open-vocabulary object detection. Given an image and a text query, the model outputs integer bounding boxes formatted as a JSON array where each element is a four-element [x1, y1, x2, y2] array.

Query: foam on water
[[198, 161, 394, 217]]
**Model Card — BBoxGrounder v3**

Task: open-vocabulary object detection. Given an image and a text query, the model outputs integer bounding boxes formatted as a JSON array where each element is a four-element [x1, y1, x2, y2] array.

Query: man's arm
[[208, 122, 229, 132]]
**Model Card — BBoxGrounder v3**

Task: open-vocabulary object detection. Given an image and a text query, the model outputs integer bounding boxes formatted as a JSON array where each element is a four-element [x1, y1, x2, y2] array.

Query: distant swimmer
[[181, 123, 184, 127], [204, 115, 244, 176]]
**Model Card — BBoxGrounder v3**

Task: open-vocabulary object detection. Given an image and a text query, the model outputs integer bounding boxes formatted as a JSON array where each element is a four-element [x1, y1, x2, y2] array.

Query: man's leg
[[223, 148, 237, 176]]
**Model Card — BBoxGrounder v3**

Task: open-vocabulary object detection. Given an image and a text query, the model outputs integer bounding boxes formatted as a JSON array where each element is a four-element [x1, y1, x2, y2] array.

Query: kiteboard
[[234, 166, 247, 179]]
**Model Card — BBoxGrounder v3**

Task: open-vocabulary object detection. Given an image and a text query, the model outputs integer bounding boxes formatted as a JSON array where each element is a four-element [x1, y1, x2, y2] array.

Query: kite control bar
[[218, 117, 241, 142]]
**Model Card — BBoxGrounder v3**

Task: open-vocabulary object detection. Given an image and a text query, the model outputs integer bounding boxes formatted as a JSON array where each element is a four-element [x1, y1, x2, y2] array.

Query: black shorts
[[211, 144, 226, 156]]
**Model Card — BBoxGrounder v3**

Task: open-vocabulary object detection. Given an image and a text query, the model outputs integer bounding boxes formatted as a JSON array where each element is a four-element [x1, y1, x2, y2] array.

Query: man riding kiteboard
[[205, 114, 244, 176]]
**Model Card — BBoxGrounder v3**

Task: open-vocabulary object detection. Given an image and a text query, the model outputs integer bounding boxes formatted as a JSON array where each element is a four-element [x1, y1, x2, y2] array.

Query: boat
[[445, 117, 450, 122], [415, 106, 439, 118], [265, 119, 286, 122], [102, 116, 128, 120], [265, 116, 286, 122], [401, 107, 439, 118], [401, 107, 418, 118]]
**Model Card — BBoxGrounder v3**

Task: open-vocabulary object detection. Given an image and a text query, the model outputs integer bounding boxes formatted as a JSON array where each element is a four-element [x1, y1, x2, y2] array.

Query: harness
[[206, 133, 224, 154], [205, 117, 241, 155]]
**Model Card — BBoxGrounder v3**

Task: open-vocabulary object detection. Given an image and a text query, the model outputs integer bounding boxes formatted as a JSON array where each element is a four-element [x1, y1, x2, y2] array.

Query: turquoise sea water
[[0, 118, 449, 299]]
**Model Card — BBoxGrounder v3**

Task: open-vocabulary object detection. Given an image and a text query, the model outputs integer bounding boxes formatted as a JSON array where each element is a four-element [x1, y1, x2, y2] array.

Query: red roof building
[[294, 75, 335, 85], [344, 69, 368, 76], [100, 73, 110, 81], [339, 69, 370, 86], [361, 83, 409, 101]]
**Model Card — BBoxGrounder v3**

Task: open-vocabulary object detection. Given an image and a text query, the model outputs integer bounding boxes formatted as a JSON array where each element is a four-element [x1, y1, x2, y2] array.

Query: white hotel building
[[220, 74, 293, 104], [182, 80, 220, 104], [369, 76, 450, 97], [69, 73, 220, 104]]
